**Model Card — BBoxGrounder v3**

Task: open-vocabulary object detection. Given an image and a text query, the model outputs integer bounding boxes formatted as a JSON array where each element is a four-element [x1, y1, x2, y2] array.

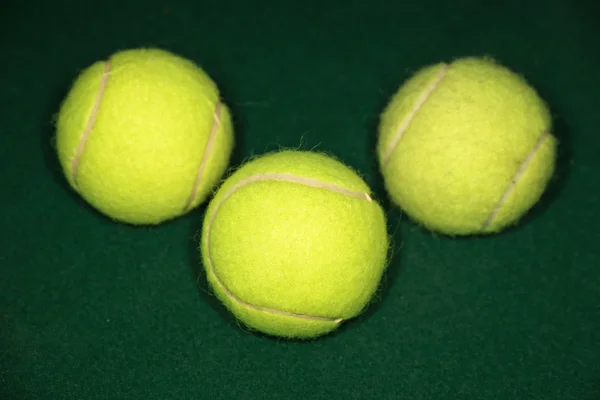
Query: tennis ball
[[200, 150, 389, 339], [56, 47, 234, 225], [377, 56, 557, 235]]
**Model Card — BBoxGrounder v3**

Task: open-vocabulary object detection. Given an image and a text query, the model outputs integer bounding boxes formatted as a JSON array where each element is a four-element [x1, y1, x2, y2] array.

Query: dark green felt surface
[[1, 0, 599, 399]]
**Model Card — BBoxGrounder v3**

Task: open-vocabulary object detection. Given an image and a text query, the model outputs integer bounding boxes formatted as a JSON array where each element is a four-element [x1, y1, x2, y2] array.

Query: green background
[[1, 0, 599, 399]]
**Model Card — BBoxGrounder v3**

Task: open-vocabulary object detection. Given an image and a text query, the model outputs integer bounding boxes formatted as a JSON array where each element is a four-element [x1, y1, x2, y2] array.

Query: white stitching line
[[482, 132, 550, 230], [382, 64, 448, 166], [184, 102, 222, 211], [71, 59, 112, 186]]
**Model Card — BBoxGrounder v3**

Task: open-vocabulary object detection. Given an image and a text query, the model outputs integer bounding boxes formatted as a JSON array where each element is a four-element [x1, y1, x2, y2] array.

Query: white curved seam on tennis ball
[[482, 131, 550, 230], [72, 59, 112, 186], [184, 102, 222, 211], [382, 63, 448, 165], [205, 172, 374, 323]]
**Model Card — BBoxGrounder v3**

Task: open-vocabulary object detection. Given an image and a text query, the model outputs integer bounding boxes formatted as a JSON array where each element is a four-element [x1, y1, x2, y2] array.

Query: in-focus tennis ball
[[200, 150, 389, 339], [56, 47, 234, 225], [377, 56, 557, 235]]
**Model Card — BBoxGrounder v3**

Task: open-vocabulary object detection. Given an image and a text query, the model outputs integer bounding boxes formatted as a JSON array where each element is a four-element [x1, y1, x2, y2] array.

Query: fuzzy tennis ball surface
[[200, 150, 389, 339], [56, 48, 234, 225], [377, 56, 557, 235]]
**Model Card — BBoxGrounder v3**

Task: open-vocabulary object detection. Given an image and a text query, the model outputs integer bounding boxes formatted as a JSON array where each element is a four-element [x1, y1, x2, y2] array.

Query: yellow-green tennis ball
[[377, 57, 557, 235], [56, 48, 234, 225], [200, 150, 389, 339]]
